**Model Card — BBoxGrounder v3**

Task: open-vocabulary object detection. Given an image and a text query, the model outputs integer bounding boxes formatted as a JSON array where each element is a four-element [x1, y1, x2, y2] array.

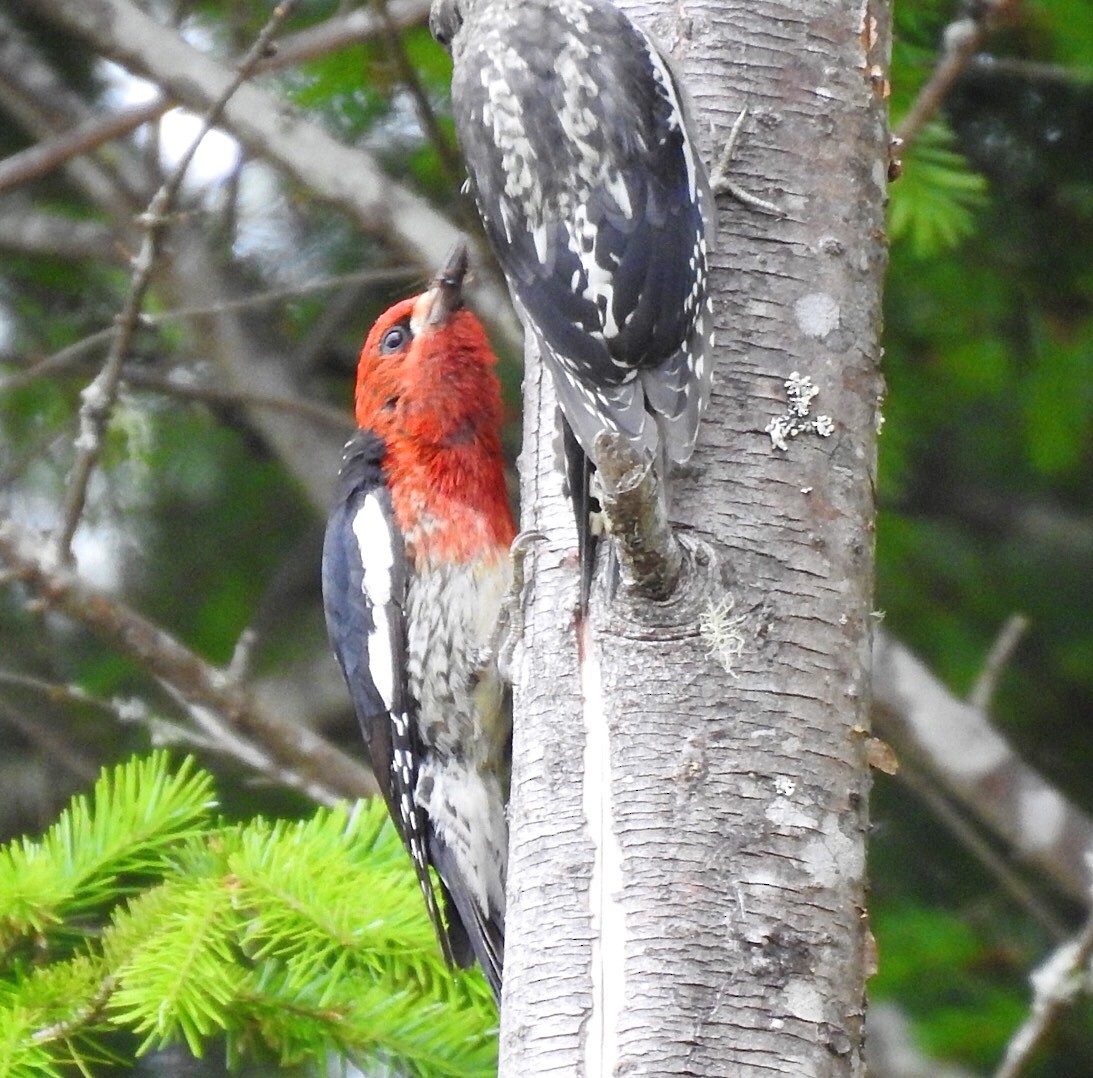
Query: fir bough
[[0, 753, 497, 1077], [889, 121, 989, 258]]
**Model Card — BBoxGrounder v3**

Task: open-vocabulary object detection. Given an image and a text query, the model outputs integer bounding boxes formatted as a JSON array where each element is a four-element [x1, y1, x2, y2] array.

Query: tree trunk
[[502, 0, 889, 1074]]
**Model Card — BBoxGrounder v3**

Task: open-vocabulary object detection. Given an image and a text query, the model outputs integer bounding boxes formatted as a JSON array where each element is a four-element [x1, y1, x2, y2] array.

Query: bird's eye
[[380, 324, 409, 354], [429, 1, 461, 47]]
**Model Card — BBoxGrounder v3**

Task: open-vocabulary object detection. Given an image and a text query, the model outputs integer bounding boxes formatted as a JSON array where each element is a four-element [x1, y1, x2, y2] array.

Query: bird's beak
[[425, 240, 469, 327]]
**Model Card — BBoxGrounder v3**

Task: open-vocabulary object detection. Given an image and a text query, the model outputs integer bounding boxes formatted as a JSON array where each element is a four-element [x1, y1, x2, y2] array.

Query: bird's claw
[[710, 106, 785, 217], [490, 529, 546, 682]]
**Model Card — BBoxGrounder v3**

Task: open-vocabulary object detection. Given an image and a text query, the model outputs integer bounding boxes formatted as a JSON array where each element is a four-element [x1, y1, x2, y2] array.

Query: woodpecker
[[321, 243, 516, 1000], [430, 0, 714, 606]]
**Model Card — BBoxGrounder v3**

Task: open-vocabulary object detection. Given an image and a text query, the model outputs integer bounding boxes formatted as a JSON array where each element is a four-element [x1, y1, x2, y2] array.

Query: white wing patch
[[567, 203, 620, 340], [351, 493, 398, 712]]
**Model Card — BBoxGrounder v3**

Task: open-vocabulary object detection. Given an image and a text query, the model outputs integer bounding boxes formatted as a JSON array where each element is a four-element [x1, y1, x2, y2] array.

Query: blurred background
[[1, 0, 1091, 1074]]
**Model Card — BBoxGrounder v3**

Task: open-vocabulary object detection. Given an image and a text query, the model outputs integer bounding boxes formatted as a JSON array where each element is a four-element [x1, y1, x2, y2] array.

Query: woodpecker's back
[[432, 0, 714, 466]]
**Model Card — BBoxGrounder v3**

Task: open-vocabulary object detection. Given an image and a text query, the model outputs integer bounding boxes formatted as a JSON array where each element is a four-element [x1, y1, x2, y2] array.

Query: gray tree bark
[[502, 0, 890, 1075]]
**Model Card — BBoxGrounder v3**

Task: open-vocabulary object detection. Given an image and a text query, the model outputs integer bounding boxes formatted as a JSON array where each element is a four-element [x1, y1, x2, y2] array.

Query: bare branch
[[0, 266, 416, 396], [593, 431, 683, 602], [874, 629, 1093, 906], [968, 53, 1093, 85], [0, 330, 115, 394], [994, 907, 1093, 1078], [0, 8, 146, 219], [30, 0, 521, 350], [0, 0, 430, 197], [374, 0, 466, 194], [0, 206, 121, 261], [897, 762, 1068, 940], [51, 0, 302, 563], [118, 370, 353, 432], [0, 673, 301, 791], [0, 692, 100, 782], [0, 99, 165, 197], [0, 516, 376, 805], [970, 613, 1030, 713], [894, 0, 1019, 150], [255, 0, 431, 70], [138, 265, 422, 321], [163, 229, 348, 510]]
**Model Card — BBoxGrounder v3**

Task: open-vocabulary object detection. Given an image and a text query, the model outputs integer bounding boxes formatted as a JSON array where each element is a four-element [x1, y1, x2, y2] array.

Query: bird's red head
[[354, 244, 515, 557], [354, 247, 504, 455]]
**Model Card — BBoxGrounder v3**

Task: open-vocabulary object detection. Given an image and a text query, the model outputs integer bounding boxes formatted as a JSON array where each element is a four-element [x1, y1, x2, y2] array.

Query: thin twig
[[993, 902, 1093, 1078], [0, 669, 120, 712], [0, 427, 75, 490], [119, 371, 354, 430], [970, 613, 1030, 713], [33, 0, 521, 350], [0, 329, 116, 394], [140, 265, 422, 319], [0, 266, 417, 396], [0, 0, 431, 196], [0, 516, 377, 805], [32, 976, 117, 1045], [897, 762, 1069, 941], [0, 672, 331, 794], [255, 0, 430, 70], [50, 0, 302, 565], [969, 53, 1093, 85], [0, 693, 101, 782], [373, 0, 465, 188], [0, 100, 167, 196], [894, 0, 1019, 150]]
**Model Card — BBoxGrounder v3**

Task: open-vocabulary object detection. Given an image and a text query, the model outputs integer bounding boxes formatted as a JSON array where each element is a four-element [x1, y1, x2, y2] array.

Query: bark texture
[[503, 0, 890, 1075]]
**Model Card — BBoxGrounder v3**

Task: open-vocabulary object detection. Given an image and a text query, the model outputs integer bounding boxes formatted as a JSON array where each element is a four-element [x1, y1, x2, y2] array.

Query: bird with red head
[[322, 242, 516, 1000]]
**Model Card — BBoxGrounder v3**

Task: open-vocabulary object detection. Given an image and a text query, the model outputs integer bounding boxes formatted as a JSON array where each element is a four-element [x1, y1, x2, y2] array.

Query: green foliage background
[[1, 0, 1092, 1074], [0, 754, 497, 1077]]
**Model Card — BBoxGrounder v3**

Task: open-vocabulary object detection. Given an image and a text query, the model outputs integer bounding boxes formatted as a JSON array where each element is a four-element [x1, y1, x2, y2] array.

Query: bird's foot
[[488, 529, 545, 683], [710, 107, 785, 217]]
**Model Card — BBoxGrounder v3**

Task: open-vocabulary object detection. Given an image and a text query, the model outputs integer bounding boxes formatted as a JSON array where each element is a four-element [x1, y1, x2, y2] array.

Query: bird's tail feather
[[431, 837, 505, 1002], [562, 419, 597, 617]]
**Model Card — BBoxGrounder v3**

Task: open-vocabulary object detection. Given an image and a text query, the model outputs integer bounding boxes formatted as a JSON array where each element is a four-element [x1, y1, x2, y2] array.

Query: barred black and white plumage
[[431, 0, 714, 604]]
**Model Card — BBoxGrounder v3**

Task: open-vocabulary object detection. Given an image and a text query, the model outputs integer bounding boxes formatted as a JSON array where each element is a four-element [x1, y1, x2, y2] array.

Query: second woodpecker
[[430, 0, 714, 603]]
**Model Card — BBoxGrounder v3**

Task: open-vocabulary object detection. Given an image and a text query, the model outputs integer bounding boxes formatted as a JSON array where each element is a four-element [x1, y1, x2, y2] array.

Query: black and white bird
[[430, 0, 715, 606]]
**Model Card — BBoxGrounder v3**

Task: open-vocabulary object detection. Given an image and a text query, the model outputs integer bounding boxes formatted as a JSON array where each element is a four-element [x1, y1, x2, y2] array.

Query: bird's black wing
[[321, 429, 457, 966], [451, 0, 712, 462]]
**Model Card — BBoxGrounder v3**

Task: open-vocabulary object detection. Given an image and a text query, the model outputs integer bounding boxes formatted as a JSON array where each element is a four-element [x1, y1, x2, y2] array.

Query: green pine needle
[[889, 121, 989, 257], [228, 804, 444, 980], [0, 752, 216, 954], [0, 756, 497, 1076], [105, 875, 243, 1057]]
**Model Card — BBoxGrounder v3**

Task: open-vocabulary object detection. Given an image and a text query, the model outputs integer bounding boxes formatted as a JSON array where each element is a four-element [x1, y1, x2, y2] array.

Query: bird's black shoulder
[[335, 428, 387, 499]]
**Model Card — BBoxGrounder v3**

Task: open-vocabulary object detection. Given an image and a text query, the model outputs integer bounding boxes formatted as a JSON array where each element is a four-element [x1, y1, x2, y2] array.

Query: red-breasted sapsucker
[[430, 0, 714, 605], [321, 244, 516, 999]]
